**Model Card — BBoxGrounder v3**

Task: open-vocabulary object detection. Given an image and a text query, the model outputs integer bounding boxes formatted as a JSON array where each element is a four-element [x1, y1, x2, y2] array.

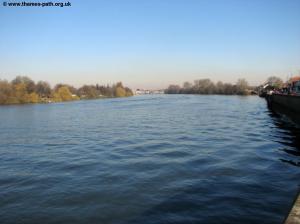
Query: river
[[0, 95, 299, 224]]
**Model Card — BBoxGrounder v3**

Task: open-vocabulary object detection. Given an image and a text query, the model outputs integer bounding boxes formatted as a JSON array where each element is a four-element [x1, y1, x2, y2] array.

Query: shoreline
[[0, 95, 133, 106]]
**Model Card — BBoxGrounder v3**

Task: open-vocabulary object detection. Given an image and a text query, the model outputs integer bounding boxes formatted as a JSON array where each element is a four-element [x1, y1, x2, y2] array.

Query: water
[[0, 95, 299, 224]]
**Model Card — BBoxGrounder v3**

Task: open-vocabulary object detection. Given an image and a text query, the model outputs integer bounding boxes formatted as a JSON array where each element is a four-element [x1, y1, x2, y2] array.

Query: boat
[[267, 93, 300, 113], [266, 77, 300, 114], [258, 84, 274, 97]]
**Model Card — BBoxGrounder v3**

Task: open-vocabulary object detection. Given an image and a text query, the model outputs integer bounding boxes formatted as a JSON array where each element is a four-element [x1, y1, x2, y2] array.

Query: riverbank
[[0, 76, 133, 105], [284, 192, 300, 224], [0, 95, 134, 106], [164, 78, 256, 95]]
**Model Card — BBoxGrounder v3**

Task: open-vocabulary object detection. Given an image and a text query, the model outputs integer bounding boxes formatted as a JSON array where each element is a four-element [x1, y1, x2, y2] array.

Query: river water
[[0, 95, 299, 224]]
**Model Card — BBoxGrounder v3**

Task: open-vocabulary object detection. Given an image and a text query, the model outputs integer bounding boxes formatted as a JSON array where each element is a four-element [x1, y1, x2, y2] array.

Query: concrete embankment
[[284, 193, 300, 224]]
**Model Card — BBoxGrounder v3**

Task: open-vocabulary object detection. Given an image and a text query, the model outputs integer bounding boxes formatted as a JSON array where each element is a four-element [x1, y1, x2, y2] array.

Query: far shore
[[0, 76, 133, 106]]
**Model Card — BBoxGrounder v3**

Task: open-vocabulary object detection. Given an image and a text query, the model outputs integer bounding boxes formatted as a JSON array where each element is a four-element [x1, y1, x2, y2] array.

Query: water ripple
[[0, 95, 299, 224]]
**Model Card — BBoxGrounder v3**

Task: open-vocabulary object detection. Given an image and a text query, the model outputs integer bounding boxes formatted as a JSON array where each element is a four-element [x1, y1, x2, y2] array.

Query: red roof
[[289, 76, 300, 82]]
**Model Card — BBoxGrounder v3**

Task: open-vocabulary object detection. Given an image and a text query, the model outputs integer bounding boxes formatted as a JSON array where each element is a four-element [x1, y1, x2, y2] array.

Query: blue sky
[[0, 0, 300, 89]]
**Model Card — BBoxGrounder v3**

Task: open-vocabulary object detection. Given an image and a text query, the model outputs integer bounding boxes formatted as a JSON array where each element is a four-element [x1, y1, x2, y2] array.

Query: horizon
[[1, 0, 300, 89], [0, 75, 276, 90]]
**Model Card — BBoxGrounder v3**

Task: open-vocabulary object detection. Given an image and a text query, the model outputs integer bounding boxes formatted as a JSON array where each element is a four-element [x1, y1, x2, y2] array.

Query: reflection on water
[[268, 102, 300, 126], [0, 95, 299, 224], [267, 105, 300, 168]]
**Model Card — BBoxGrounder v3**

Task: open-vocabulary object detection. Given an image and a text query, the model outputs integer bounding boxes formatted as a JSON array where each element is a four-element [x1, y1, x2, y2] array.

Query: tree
[[36, 81, 51, 97], [183, 82, 192, 89], [27, 93, 39, 103], [11, 76, 35, 93], [14, 83, 28, 103], [115, 86, 126, 97], [223, 83, 235, 95], [216, 81, 224, 94], [193, 79, 215, 94], [182, 82, 192, 93], [78, 85, 98, 98], [55, 86, 73, 101], [266, 76, 283, 89], [164, 78, 251, 95], [116, 82, 124, 88], [55, 84, 77, 95], [0, 80, 13, 104], [0, 76, 134, 105], [125, 87, 134, 96], [236, 79, 249, 95], [165, 85, 181, 94]]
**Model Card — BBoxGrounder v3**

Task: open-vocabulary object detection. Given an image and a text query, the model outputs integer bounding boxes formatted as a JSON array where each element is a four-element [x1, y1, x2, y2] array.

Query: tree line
[[0, 76, 133, 105], [165, 78, 252, 95]]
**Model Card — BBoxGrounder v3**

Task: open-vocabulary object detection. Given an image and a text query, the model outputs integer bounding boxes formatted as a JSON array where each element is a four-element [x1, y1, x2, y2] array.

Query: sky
[[0, 0, 300, 89]]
